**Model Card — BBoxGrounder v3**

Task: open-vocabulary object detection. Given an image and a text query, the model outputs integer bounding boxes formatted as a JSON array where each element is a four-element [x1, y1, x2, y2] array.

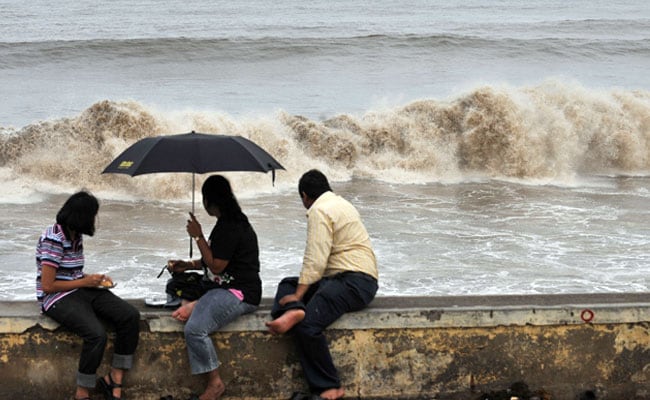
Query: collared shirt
[[299, 191, 378, 285], [35, 223, 84, 311]]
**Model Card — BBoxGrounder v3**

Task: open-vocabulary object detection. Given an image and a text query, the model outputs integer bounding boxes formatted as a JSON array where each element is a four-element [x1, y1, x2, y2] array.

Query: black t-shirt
[[206, 217, 262, 305]]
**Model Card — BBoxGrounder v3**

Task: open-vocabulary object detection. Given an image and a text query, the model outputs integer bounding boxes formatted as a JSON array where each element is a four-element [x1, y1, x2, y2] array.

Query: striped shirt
[[299, 191, 378, 285], [35, 224, 84, 311]]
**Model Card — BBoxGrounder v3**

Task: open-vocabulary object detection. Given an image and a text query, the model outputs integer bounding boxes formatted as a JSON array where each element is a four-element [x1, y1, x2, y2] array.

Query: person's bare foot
[[265, 309, 306, 334], [172, 300, 196, 322], [320, 387, 345, 399], [199, 382, 225, 400], [74, 386, 90, 400], [199, 370, 225, 400]]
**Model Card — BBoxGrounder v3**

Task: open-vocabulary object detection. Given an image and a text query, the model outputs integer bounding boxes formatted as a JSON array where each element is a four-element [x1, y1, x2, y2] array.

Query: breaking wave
[[1, 80, 649, 201]]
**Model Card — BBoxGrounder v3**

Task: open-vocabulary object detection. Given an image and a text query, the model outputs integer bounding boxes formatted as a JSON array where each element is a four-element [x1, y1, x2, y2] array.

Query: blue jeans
[[270, 272, 378, 393], [44, 288, 140, 388], [184, 288, 258, 375]]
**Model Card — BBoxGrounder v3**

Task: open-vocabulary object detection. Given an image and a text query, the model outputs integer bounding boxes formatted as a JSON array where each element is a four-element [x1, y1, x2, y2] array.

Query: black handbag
[[165, 272, 219, 301]]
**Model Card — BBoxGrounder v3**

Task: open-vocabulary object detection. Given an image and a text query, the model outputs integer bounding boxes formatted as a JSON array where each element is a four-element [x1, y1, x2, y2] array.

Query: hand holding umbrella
[[166, 212, 203, 276], [186, 212, 204, 244]]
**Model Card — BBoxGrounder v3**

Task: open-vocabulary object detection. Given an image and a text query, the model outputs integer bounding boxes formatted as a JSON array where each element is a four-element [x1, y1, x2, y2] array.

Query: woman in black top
[[166, 175, 261, 400]]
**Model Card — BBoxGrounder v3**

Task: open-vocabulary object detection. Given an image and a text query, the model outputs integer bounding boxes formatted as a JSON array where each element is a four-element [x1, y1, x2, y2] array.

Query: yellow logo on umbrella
[[118, 161, 134, 169]]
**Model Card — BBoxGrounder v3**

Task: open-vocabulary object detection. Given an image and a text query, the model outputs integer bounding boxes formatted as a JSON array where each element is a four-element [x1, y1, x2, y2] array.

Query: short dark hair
[[56, 191, 99, 236], [202, 175, 247, 221], [298, 169, 332, 199]]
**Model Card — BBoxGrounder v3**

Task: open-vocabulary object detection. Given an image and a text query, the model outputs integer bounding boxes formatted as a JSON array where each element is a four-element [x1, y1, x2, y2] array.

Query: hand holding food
[[85, 273, 114, 288], [99, 277, 115, 288]]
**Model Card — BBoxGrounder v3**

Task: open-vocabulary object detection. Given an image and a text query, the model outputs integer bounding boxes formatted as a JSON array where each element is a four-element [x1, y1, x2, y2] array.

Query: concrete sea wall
[[1, 293, 649, 399]]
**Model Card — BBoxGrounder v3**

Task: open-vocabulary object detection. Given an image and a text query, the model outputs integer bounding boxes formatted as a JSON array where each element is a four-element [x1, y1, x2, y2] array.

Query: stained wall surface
[[1, 294, 648, 399]]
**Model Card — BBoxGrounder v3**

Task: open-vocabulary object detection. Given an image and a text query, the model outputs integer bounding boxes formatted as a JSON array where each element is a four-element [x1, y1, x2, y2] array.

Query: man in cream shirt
[[266, 169, 378, 400]]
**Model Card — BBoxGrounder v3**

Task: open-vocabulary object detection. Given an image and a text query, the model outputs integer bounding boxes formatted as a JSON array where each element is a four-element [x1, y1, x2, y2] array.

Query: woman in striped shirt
[[36, 191, 140, 400]]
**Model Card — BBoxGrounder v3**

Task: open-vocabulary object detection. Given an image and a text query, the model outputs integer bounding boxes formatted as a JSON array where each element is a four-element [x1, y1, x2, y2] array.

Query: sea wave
[[1, 80, 649, 202], [1, 33, 649, 69]]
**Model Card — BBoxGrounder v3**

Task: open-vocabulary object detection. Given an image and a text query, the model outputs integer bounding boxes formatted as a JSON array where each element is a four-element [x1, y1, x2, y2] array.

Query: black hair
[[56, 191, 99, 237], [298, 169, 332, 199], [202, 175, 247, 222]]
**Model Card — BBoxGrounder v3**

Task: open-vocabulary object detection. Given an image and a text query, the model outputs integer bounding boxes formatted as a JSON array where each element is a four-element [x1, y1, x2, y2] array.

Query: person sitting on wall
[[266, 169, 379, 400], [36, 191, 140, 400], [165, 175, 262, 400]]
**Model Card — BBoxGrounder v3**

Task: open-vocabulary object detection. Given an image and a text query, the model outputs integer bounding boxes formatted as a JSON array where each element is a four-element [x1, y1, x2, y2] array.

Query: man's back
[[301, 191, 378, 283]]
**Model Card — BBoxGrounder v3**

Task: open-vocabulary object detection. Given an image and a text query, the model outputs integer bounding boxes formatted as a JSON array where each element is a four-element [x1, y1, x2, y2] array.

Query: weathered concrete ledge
[[1, 293, 649, 399]]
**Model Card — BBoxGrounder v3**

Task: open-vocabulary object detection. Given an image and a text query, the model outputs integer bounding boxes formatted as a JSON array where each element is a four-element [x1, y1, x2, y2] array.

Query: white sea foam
[[4, 178, 649, 301], [1, 83, 649, 206]]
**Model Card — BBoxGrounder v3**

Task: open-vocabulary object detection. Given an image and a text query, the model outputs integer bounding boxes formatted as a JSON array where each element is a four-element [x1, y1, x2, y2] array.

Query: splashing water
[[2, 82, 650, 301]]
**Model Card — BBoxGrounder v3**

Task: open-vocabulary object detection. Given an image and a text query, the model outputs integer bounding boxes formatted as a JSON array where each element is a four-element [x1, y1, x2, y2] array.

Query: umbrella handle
[[189, 172, 195, 258]]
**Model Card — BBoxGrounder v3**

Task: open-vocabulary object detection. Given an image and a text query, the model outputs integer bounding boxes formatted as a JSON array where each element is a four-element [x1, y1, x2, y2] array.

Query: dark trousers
[[271, 272, 378, 393], [44, 288, 140, 378]]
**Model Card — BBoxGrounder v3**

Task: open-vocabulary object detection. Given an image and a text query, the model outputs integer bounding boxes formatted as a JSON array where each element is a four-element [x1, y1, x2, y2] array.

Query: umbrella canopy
[[102, 131, 284, 177], [102, 131, 285, 257]]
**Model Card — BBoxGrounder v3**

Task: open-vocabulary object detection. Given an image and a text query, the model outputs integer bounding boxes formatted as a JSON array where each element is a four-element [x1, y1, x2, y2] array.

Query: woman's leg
[[92, 289, 140, 399], [92, 289, 140, 359], [44, 290, 108, 397], [183, 289, 257, 399], [172, 299, 198, 322]]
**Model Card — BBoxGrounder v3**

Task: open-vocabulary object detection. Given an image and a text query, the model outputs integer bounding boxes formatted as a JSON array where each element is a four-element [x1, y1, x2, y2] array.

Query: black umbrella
[[103, 130, 283, 177], [102, 131, 284, 256]]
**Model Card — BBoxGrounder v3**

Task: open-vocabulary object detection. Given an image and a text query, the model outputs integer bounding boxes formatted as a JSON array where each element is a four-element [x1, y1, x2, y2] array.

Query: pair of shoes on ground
[[97, 373, 122, 400]]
